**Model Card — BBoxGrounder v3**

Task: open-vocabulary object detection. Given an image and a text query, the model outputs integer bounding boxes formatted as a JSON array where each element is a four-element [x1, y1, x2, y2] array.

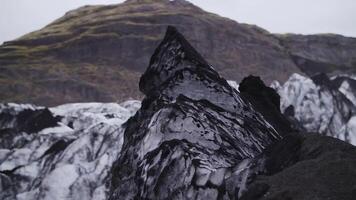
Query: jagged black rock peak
[[109, 26, 283, 199], [139, 26, 214, 95]]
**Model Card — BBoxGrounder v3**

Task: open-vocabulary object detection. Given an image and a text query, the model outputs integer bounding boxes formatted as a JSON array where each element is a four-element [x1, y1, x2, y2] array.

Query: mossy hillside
[[0, 0, 355, 106]]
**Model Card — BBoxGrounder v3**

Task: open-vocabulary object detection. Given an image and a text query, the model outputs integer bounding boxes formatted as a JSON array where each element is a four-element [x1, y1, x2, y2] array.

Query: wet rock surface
[[110, 26, 282, 199], [239, 75, 293, 134], [109, 27, 356, 200]]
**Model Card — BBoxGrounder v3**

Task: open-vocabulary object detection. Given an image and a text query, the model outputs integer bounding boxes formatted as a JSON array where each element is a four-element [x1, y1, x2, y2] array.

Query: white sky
[[1, 0, 356, 44]]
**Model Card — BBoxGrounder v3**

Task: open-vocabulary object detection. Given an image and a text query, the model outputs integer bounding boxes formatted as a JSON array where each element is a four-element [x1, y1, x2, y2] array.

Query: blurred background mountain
[[0, 0, 355, 106]]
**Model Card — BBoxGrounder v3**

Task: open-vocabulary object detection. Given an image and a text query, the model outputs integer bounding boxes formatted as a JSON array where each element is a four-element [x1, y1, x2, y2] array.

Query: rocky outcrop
[[109, 26, 356, 200], [109, 26, 283, 199], [238, 75, 293, 134]]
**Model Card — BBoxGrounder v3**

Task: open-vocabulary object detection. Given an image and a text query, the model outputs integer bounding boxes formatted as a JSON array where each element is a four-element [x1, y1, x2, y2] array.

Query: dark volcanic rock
[[239, 75, 293, 134], [110, 27, 356, 200], [109, 26, 282, 199], [251, 134, 356, 200]]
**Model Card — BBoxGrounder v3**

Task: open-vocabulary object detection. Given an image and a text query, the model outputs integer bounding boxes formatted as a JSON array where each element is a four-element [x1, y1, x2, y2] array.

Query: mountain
[[2, 26, 356, 200], [1, 0, 356, 106], [277, 34, 356, 76], [272, 73, 356, 145]]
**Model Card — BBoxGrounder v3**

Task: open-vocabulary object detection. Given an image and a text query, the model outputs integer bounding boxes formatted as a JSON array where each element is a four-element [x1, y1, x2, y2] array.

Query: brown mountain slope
[[0, 0, 355, 106], [277, 33, 356, 76]]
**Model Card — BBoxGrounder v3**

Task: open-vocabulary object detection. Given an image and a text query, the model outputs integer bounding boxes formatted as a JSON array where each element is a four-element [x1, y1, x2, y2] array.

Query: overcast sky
[[1, 0, 356, 44]]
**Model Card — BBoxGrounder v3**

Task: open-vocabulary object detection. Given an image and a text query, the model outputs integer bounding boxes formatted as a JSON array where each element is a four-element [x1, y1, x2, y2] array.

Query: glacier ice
[[0, 101, 140, 200]]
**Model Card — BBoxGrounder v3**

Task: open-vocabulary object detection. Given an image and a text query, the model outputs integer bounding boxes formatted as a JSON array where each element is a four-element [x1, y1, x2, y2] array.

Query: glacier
[[271, 73, 356, 145], [227, 73, 356, 146], [0, 101, 140, 200]]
